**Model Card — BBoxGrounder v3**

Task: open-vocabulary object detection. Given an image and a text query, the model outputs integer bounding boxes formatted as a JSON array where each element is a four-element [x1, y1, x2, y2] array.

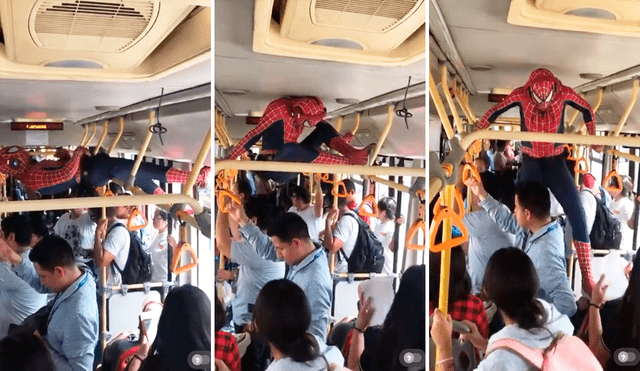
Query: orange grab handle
[[462, 164, 480, 183], [468, 140, 483, 156], [319, 173, 333, 184], [564, 144, 576, 160], [171, 241, 199, 275], [127, 208, 148, 231], [406, 219, 426, 250], [442, 163, 454, 177], [332, 181, 349, 198], [218, 190, 242, 213], [429, 207, 469, 253], [433, 188, 465, 217], [358, 194, 379, 218], [604, 170, 623, 193], [574, 157, 589, 175]]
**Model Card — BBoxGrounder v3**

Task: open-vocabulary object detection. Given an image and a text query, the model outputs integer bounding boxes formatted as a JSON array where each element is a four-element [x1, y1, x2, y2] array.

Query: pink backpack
[[487, 333, 602, 370]]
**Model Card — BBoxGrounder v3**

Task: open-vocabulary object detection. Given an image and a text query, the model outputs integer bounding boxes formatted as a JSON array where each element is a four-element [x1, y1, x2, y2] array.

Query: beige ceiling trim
[[508, 0, 640, 37]]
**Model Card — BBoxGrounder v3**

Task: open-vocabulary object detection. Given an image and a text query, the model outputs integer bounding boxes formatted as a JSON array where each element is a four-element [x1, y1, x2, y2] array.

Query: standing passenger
[[374, 197, 397, 275], [0, 213, 48, 338], [93, 204, 132, 286], [148, 209, 176, 282], [54, 207, 96, 266], [0, 235, 98, 371], [289, 179, 323, 244], [228, 205, 332, 342]]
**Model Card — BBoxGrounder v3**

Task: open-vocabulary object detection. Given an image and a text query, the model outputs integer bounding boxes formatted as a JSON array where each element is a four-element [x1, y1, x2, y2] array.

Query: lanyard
[[287, 249, 323, 281], [45, 273, 89, 335]]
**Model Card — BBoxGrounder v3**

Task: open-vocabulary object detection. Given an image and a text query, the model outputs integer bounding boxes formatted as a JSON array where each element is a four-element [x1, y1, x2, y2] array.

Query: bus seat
[[429, 317, 477, 371]]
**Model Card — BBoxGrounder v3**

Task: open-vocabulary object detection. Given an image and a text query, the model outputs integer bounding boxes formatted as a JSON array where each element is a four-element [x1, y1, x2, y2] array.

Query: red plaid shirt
[[477, 69, 595, 158], [215, 330, 241, 371], [225, 97, 325, 160], [429, 294, 489, 339]]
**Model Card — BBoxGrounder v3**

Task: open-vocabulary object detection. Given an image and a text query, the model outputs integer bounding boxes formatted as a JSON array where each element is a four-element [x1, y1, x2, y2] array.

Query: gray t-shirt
[[0, 256, 48, 337], [231, 239, 285, 326]]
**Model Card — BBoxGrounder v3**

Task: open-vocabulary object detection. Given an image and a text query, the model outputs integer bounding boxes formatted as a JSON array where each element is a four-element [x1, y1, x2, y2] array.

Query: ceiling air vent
[[255, 0, 425, 66], [508, 0, 640, 37], [33, 0, 156, 52]]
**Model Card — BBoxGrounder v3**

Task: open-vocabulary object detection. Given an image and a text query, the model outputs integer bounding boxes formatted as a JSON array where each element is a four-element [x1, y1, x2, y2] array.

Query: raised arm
[[561, 86, 596, 135], [477, 88, 525, 129], [589, 274, 611, 366], [314, 174, 324, 218]]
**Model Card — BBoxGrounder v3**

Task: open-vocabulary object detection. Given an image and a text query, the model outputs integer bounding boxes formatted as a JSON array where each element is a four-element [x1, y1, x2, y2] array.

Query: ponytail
[[509, 298, 546, 330], [279, 332, 320, 363]]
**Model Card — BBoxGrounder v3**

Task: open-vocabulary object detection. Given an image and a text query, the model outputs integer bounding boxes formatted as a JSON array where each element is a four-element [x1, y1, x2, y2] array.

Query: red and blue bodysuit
[[477, 68, 596, 294]]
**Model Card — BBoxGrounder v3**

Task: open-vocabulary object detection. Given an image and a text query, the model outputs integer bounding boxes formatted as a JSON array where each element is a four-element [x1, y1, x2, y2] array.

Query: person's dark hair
[[214, 291, 225, 332], [496, 140, 508, 152], [608, 252, 640, 370], [236, 177, 253, 199], [483, 247, 545, 330], [29, 235, 76, 271], [155, 208, 169, 221], [1, 213, 33, 247], [515, 180, 550, 220], [372, 265, 425, 371], [0, 331, 56, 371], [476, 152, 491, 170], [342, 178, 356, 194], [292, 185, 311, 204], [429, 246, 471, 307], [28, 212, 50, 239], [253, 279, 319, 363], [143, 285, 211, 371], [267, 212, 310, 242], [245, 195, 275, 231], [377, 197, 397, 218]]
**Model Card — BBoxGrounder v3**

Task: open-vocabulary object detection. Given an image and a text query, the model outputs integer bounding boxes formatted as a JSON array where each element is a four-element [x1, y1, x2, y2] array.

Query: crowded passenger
[[148, 208, 176, 282], [373, 197, 397, 275], [323, 189, 360, 273], [0, 234, 99, 371], [431, 247, 575, 371], [608, 174, 635, 253], [465, 177, 577, 316], [93, 204, 132, 286], [289, 176, 324, 244], [54, 206, 97, 267]]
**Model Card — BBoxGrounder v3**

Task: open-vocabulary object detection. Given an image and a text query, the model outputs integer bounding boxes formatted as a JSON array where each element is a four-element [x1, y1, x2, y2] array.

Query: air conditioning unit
[[253, 0, 425, 66], [0, 0, 198, 69]]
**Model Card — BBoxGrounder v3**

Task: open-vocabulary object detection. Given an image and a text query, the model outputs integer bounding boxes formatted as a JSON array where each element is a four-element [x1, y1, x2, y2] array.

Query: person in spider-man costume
[[0, 146, 210, 196], [223, 96, 370, 183], [477, 68, 598, 295]]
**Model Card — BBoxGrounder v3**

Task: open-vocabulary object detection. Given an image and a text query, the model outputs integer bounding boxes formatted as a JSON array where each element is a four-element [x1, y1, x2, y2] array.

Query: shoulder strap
[[488, 338, 544, 369], [106, 222, 129, 273]]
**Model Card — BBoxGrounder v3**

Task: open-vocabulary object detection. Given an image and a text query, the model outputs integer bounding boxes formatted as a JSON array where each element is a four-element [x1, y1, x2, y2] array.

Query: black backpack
[[586, 191, 622, 250], [107, 223, 153, 284], [339, 212, 385, 273]]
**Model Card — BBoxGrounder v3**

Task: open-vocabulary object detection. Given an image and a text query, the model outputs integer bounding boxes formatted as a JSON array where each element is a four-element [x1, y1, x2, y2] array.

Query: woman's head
[[253, 279, 318, 363], [429, 246, 471, 306], [613, 252, 640, 353], [151, 285, 211, 371], [152, 208, 169, 231], [483, 247, 545, 329], [374, 265, 425, 371], [0, 331, 56, 371]]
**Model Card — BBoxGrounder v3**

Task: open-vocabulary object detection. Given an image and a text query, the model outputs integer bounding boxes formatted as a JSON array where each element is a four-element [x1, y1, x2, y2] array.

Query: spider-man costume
[[0, 147, 210, 196], [224, 96, 369, 183], [477, 68, 597, 295]]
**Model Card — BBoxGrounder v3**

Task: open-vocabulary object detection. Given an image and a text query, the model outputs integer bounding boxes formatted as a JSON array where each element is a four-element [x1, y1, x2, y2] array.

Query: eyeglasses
[[153, 216, 164, 220]]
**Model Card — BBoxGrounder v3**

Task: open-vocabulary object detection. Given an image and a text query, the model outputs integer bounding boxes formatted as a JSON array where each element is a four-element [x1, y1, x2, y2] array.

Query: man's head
[[291, 185, 311, 209], [69, 208, 86, 219], [245, 195, 275, 231], [29, 235, 78, 292], [514, 181, 551, 229], [267, 213, 313, 266], [233, 177, 253, 202], [106, 202, 132, 220], [1, 213, 33, 253], [474, 156, 490, 174], [342, 178, 356, 202]]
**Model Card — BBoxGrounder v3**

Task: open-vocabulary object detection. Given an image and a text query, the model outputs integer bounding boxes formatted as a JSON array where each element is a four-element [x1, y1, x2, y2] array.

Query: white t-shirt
[[289, 205, 322, 244], [54, 212, 96, 264], [333, 211, 359, 273], [579, 189, 597, 234], [374, 220, 395, 274], [610, 197, 634, 252], [149, 231, 169, 282], [104, 219, 131, 286]]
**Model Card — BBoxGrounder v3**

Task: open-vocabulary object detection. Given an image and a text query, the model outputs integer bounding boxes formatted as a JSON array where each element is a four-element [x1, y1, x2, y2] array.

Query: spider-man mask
[[290, 96, 326, 127], [0, 146, 29, 176], [525, 68, 560, 112]]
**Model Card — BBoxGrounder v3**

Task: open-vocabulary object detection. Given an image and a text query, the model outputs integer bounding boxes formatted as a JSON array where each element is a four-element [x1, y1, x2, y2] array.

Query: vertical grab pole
[[125, 110, 156, 191], [100, 206, 107, 350], [435, 184, 454, 365], [93, 121, 109, 155], [441, 66, 464, 133], [613, 78, 639, 137], [329, 175, 341, 274], [183, 126, 211, 198], [107, 117, 125, 156], [351, 112, 361, 136], [429, 72, 455, 140], [82, 123, 98, 148], [578, 88, 604, 133], [80, 124, 89, 147], [368, 105, 394, 166], [335, 116, 343, 133]]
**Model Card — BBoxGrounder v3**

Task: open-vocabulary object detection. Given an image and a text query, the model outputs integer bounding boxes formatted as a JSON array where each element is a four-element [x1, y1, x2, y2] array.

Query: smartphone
[[139, 311, 160, 344]]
